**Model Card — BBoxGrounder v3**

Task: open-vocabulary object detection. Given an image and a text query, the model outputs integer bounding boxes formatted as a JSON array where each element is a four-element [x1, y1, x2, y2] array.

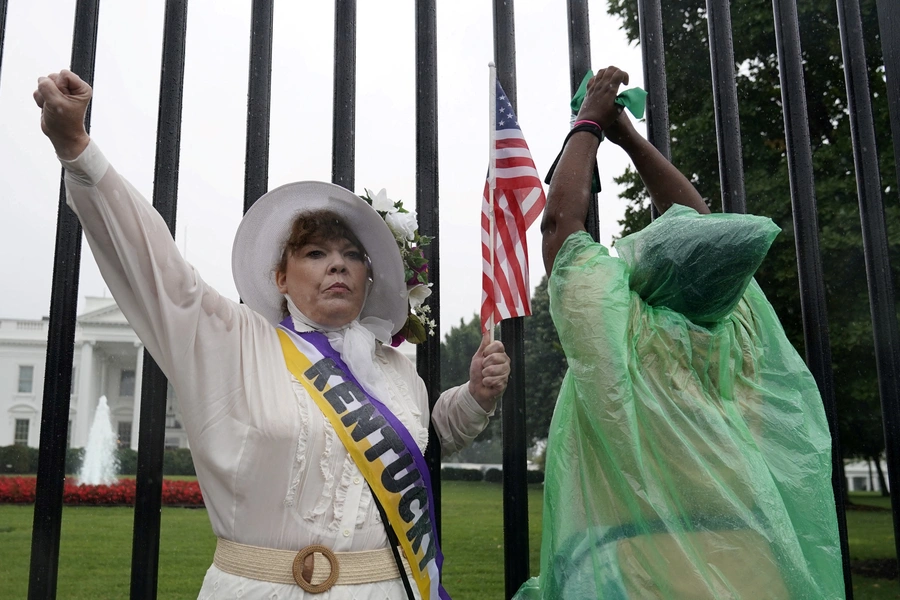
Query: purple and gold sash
[[277, 319, 450, 600]]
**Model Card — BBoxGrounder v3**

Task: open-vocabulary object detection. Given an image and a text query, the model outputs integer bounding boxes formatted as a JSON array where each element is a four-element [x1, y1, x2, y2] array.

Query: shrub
[[526, 469, 545, 484], [116, 448, 138, 475], [479, 468, 542, 484], [441, 467, 483, 482], [0, 445, 39, 474], [0, 476, 204, 506], [0, 444, 198, 478], [163, 448, 196, 476], [484, 468, 503, 483], [0, 476, 35, 502], [66, 448, 85, 475]]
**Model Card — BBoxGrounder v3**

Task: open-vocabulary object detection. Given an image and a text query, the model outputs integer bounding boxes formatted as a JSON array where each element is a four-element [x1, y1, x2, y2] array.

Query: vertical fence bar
[[875, 0, 900, 194], [28, 1, 100, 598], [771, 0, 853, 595], [836, 0, 900, 566], [415, 0, 443, 531], [492, 3, 530, 597], [244, 0, 274, 211], [705, 0, 746, 214], [0, 0, 8, 78], [332, 0, 356, 190], [635, 0, 669, 220], [565, 0, 599, 241], [129, 1, 189, 597]]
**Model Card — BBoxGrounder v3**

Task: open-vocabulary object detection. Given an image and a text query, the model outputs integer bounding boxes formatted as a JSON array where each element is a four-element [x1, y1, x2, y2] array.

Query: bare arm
[[542, 66, 709, 272], [541, 131, 600, 274], [541, 68, 629, 274], [605, 115, 709, 217]]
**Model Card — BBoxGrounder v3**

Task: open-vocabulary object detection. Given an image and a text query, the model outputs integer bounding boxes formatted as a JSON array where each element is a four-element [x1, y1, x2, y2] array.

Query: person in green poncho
[[515, 67, 845, 599]]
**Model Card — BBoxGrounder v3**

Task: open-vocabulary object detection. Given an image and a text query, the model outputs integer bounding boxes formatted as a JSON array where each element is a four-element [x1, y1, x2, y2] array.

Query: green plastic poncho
[[515, 207, 844, 599]]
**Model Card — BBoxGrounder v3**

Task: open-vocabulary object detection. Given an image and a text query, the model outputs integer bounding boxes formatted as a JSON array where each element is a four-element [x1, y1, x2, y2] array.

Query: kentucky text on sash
[[277, 321, 450, 600]]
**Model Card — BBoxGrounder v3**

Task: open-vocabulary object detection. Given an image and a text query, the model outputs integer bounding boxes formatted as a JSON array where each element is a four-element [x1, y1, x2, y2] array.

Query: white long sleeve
[[61, 141, 492, 599]]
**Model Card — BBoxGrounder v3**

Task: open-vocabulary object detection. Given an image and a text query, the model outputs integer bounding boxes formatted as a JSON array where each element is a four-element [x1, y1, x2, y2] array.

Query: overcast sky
[[0, 0, 644, 337]]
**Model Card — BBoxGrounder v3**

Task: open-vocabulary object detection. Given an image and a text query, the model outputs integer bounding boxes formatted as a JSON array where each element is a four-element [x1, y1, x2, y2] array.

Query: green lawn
[[440, 482, 543, 597], [852, 491, 894, 511], [855, 578, 900, 600], [847, 492, 898, 600], [848, 508, 897, 562], [0, 505, 216, 599], [0, 484, 896, 599], [0, 481, 542, 599]]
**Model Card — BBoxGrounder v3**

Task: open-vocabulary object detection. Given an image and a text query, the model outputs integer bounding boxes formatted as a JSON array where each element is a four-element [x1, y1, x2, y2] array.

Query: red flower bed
[[0, 477, 204, 507]]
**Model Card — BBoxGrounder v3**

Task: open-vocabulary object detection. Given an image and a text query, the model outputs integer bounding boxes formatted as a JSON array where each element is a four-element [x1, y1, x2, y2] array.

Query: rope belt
[[214, 538, 412, 593]]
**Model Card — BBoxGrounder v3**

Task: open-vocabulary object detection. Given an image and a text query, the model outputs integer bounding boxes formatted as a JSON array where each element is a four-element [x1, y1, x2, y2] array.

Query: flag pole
[[487, 62, 497, 342]]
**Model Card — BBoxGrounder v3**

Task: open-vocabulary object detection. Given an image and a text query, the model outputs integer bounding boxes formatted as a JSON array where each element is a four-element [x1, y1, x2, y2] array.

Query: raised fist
[[33, 69, 92, 160], [575, 66, 629, 131]]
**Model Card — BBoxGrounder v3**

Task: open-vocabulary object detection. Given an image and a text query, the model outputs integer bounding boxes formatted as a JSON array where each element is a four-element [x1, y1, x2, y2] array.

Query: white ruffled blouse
[[61, 142, 492, 599]]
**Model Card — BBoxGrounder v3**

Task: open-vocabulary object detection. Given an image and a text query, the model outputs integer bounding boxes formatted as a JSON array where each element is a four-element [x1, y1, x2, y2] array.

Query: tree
[[440, 314, 483, 392], [606, 0, 900, 472]]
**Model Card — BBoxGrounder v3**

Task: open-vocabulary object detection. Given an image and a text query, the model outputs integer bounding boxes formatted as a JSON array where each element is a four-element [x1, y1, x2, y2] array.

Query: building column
[[75, 341, 95, 447], [130, 343, 144, 450]]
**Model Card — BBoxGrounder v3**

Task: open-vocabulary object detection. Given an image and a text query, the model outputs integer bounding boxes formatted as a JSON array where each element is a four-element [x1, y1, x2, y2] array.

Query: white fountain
[[78, 395, 119, 486]]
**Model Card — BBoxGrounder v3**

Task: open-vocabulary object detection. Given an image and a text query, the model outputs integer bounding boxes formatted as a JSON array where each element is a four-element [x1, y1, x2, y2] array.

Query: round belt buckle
[[292, 544, 340, 593]]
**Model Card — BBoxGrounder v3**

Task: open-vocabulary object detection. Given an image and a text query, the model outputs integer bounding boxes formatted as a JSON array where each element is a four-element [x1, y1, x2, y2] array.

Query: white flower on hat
[[386, 210, 418, 242], [407, 283, 432, 309], [361, 187, 434, 346], [365, 188, 398, 214]]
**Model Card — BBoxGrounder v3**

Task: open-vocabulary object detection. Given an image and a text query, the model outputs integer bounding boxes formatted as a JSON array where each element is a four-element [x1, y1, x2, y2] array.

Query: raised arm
[[540, 68, 625, 274], [604, 106, 709, 217], [33, 70, 254, 424], [542, 67, 709, 273]]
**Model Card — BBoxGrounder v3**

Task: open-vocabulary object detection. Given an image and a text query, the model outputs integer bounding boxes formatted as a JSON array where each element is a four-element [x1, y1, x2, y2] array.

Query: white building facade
[[2, 296, 417, 452], [1, 297, 187, 451], [845, 460, 890, 493]]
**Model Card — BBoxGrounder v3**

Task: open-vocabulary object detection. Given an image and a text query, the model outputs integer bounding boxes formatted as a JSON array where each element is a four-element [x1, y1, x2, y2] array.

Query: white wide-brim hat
[[232, 181, 408, 333]]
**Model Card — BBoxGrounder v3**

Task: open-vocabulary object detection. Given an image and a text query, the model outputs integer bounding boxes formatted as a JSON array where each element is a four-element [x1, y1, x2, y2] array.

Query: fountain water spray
[[78, 395, 119, 485]]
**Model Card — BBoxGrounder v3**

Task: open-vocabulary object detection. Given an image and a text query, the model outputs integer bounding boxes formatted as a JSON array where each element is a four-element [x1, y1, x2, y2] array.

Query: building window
[[67, 420, 73, 449], [119, 369, 136, 397], [14, 419, 29, 446], [18, 366, 34, 393], [117, 421, 133, 447], [165, 436, 181, 449]]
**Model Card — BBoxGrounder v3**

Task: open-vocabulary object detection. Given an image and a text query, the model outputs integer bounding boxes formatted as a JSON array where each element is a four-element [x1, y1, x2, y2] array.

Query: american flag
[[481, 79, 546, 333]]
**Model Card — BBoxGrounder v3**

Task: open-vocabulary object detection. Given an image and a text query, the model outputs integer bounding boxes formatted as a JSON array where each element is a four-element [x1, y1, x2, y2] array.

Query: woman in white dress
[[34, 69, 510, 599]]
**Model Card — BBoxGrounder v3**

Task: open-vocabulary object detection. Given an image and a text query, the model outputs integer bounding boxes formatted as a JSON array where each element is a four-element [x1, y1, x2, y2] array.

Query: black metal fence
[[770, 0, 854, 593], [5, 0, 898, 598]]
